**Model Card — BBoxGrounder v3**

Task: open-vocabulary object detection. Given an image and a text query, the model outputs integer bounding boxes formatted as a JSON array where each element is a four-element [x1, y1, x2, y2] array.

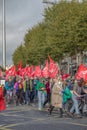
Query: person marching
[[49, 76, 63, 117], [36, 79, 47, 110], [0, 84, 6, 111]]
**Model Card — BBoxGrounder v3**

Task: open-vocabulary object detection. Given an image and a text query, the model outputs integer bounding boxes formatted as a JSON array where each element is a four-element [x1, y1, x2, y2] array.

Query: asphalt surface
[[0, 104, 87, 130]]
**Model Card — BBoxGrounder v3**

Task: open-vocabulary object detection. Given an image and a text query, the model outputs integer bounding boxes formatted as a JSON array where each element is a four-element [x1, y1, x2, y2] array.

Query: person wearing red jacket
[[0, 85, 6, 111]]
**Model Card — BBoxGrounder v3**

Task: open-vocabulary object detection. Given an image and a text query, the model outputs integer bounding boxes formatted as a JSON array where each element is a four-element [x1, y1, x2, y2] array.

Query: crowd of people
[[0, 74, 87, 118]]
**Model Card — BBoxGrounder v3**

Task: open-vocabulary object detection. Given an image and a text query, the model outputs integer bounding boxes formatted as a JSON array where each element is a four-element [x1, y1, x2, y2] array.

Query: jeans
[[38, 91, 46, 110], [43, 93, 51, 106], [70, 93, 80, 114], [25, 89, 30, 104]]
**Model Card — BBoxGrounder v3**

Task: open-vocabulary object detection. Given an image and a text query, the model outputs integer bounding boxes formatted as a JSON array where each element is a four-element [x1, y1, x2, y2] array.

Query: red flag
[[23, 66, 29, 76], [18, 60, 22, 70], [17, 61, 22, 75], [48, 55, 59, 78], [20, 68, 25, 78], [42, 60, 49, 78], [29, 66, 35, 78], [6, 65, 16, 77], [34, 66, 42, 77], [61, 73, 70, 81], [17, 66, 30, 78], [75, 64, 87, 81]]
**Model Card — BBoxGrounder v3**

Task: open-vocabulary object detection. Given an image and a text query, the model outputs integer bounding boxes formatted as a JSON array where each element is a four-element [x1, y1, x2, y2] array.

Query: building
[[60, 52, 86, 76]]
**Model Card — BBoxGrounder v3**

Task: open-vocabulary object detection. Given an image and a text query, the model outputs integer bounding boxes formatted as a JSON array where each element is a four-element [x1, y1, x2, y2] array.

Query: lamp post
[[2, 0, 6, 69]]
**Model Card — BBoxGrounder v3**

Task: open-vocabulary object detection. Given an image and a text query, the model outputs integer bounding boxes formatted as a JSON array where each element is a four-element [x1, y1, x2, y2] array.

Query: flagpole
[[2, 0, 6, 69]]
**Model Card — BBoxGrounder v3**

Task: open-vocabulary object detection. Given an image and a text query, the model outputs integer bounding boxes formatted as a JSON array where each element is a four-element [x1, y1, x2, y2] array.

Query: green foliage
[[12, 44, 27, 67], [12, 0, 87, 66], [24, 22, 48, 65], [44, 0, 87, 56]]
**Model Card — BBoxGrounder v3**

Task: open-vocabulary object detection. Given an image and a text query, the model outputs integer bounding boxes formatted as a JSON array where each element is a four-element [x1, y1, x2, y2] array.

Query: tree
[[44, 0, 87, 57], [12, 44, 27, 67], [12, 0, 87, 66]]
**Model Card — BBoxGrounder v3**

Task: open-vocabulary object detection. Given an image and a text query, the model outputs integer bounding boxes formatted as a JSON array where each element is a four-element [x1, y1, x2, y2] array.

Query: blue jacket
[[5, 81, 14, 91]]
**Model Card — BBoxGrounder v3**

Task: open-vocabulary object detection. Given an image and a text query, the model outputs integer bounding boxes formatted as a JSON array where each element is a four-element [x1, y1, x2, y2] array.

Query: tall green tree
[[24, 22, 48, 65], [12, 44, 27, 67], [44, 0, 87, 57], [12, 0, 87, 66]]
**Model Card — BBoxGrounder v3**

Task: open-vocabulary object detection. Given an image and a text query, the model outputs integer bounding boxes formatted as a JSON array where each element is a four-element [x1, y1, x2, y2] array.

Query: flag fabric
[[17, 61, 22, 75], [20, 68, 26, 78], [6, 65, 16, 77], [75, 64, 87, 81], [5, 57, 59, 79], [17, 65, 35, 78], [34, 66, 42, 77], [48, 55, 59, 78], [42, 60, 49, 78], [18, 60, 22, 70], [29, 66, 35, 78], [23, 66, 30, 77], [61, 73, 70, 81]]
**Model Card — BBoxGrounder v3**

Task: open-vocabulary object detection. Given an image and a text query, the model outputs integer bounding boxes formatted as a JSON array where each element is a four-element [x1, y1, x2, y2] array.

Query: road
[[0, 104, 87, 130]]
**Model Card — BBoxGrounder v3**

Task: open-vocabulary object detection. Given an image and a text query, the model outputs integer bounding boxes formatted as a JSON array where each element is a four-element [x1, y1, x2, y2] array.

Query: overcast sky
[[0, 0, 58, 66]]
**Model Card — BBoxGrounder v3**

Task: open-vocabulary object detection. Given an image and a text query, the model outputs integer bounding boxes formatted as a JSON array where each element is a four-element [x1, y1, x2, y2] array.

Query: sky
[[0, 0, 57, 66]]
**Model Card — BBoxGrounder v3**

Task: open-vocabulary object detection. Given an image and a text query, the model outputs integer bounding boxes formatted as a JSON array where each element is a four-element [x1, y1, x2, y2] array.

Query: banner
[[75, 64, 87, 81], [34, 66, 42, 77], [42, 60, 49, 78], [17, 60, 22, 75], [6, 65, 16, 77], [48, 55, 59, 78], [61, 73, 70, 81]]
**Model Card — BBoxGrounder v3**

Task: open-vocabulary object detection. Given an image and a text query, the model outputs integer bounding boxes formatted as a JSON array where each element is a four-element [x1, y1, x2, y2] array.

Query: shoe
[[75, 114, 82, 118], [66, 112, 73, 117], [38, 108, 42, 111]]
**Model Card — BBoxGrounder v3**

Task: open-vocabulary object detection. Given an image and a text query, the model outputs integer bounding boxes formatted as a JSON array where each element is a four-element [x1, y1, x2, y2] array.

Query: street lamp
[[2, 0, 6, 69]]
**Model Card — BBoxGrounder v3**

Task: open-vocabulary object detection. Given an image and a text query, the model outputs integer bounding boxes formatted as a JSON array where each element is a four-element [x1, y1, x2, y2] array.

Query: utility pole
[[2, 0, 6, 69]]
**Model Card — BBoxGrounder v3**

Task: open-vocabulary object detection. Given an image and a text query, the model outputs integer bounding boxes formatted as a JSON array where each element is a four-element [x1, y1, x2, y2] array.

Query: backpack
[[18, 83, 23, 89], [63, 87, 72, 103]]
